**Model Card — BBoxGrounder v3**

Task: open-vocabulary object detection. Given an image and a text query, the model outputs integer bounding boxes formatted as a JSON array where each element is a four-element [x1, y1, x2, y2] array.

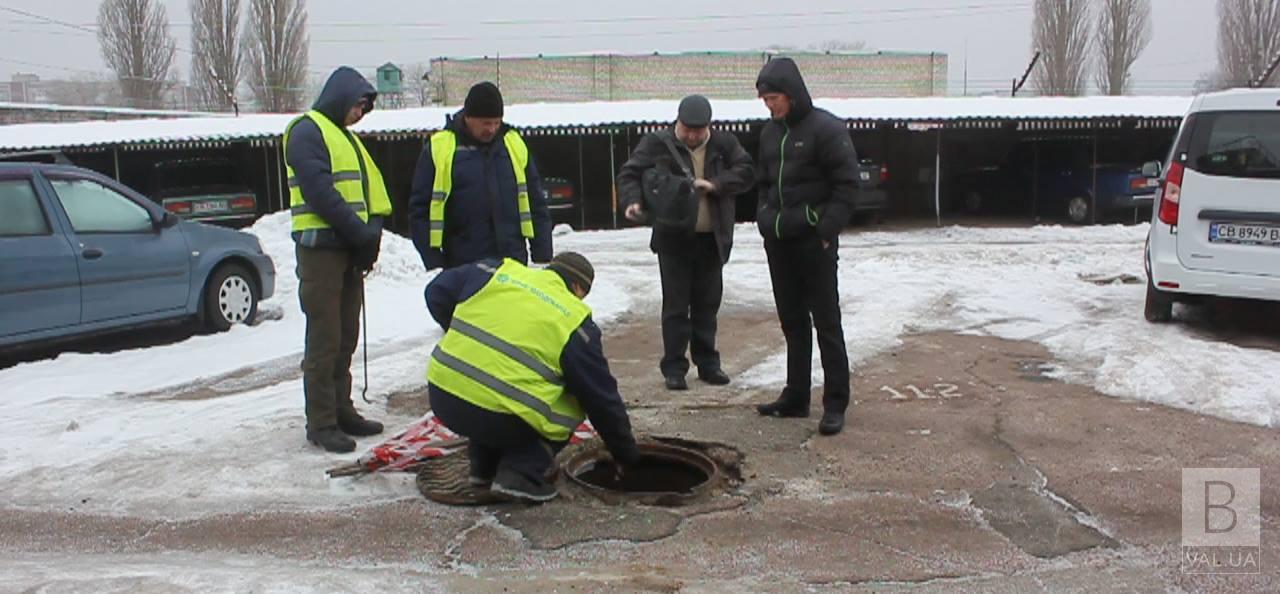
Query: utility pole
[[1251, 50, 1280, 88], [1012, 51, 1042, 97]]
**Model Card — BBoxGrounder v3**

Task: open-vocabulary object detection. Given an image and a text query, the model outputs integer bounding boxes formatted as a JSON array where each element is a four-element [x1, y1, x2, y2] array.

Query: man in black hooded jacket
[[285, 67, 389, 453], [752, 57, 859, 436]]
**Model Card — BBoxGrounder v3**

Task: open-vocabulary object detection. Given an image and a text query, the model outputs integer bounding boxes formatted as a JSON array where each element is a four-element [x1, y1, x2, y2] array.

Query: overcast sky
[[0, 0, 1218, 96]]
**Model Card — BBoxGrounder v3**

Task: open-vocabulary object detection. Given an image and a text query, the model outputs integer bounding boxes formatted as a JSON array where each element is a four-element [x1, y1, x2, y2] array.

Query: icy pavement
[[0, 216, 1277, 520]]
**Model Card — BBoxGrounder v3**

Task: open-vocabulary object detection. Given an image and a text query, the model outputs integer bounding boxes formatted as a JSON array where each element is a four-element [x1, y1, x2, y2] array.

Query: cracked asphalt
[[2, 310, 1278, 593]]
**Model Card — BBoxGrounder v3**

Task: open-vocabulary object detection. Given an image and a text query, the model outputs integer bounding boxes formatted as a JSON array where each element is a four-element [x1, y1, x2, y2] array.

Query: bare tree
[[243, 0, 309, 112], [1094, 0, 1152, 95], [190, 0, 243, 112], [1032, 0, 1092, 96], [97, 0, 177, 108], [401, 62, 430, 106], [1216, 0, 1280, 88]]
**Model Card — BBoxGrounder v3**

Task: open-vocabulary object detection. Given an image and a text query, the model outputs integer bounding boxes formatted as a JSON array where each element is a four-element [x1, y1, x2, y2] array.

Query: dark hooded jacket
[[754, 57, 859, 245], [407, 111, 551, 271], [616, 127, 755, 263], [285, 66, 383, 250]]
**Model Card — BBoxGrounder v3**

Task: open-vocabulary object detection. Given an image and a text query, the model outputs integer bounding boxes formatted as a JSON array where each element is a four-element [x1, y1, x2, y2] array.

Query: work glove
[[352, 239, 380, 273]]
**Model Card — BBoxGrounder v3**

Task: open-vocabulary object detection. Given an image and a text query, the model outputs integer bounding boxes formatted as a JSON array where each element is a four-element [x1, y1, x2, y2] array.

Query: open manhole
[[563, 440, 726, 507]]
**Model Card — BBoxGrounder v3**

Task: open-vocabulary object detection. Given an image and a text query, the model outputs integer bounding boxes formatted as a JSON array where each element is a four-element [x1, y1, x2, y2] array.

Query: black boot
[[818, 410, 845, 435], [756, 393, 810, 418], [698, 367, 731, 385], [307, 427, 356, 453], [664, 375, 688, 391], [490, 468, 558, 503], [338, 414, 384, 437]]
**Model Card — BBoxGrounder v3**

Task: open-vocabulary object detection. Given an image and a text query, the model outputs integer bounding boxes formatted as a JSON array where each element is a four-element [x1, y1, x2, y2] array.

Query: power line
[[2, 2, 1031, 30], [0, 5, 95, 34], [308, 6, 1032, 45]]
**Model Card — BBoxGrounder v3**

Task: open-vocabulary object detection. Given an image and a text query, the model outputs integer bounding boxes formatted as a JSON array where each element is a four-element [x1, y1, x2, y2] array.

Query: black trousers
[[429, 385, 565, 486], [763, 236, 850, 412], [657, 232, 724, 377], [297, 246, 363, 431]]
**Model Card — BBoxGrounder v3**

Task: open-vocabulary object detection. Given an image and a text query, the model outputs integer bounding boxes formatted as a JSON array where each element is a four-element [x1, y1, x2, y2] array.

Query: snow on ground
[[0, 217, 1277, 520]]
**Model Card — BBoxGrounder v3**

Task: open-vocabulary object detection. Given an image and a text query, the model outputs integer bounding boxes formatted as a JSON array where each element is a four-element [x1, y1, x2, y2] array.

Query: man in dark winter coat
[[425, 252, 641, 503], [752, 57, 858, 436], [284, 67, 391, 453], [617, 95, 755, 391], [408, 82, 552, 271]]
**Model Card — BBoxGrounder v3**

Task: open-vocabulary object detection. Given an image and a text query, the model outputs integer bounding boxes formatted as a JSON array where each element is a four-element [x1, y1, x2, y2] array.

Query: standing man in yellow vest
[[284, 66, 392, 453], [425, 252, 641, 503], [408, 82, 552, 271]]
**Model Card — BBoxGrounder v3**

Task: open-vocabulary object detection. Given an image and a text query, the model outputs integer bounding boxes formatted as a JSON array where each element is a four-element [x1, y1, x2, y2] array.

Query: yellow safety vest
[[427, 129, 535, 249], [283, 110, 392, 232], [427, 259, 591, 441]]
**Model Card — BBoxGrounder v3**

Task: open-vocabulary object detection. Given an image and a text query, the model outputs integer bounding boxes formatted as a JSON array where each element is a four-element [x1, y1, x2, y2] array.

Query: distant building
[[0, 102, 215, 125], [428, 50, 948, 105], [9, 74, 42, 104]]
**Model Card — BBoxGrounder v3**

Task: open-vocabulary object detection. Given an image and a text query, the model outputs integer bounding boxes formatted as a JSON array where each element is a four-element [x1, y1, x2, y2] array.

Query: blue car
[[0, 162, 275, 350]]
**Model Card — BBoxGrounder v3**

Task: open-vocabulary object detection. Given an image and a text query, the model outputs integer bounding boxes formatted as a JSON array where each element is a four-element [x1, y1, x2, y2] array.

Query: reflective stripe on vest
[[427, 129, 534, 249], [283, 110, 393, 233], [426, 259, 591, 441]]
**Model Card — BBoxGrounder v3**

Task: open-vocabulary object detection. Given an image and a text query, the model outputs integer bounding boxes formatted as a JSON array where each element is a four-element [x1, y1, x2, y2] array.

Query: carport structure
[[0, 96, 1188, 232]]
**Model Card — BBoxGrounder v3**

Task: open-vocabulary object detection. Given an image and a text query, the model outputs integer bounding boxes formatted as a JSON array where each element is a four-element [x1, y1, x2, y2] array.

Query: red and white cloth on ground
[[356, 411, 598, 473]]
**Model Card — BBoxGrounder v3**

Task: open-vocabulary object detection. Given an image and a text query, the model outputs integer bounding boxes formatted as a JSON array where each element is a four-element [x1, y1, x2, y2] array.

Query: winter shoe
[[467, 446, 498, 488], [756, 395, 810, 418], [307, 427, 356, 453], [818, 410, 845, 436], [664, 375, 689, 391], [698, 367, 731, 385], [338, 414, 384, 437], [490, 469, 558, 503]]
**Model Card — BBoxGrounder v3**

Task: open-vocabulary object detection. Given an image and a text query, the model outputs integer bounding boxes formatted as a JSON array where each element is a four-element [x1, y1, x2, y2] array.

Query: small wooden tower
[[376, 62, 404, 109]]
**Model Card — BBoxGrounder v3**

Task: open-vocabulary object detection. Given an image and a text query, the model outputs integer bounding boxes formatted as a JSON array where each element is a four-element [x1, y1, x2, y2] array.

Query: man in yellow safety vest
[[408, 82, 553, 271], [283, 66, 391, 453], [425, 252, 641, 503]]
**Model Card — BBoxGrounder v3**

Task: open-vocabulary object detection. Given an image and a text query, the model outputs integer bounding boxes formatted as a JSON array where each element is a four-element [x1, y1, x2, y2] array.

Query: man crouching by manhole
[[424, 252, 642, 503]]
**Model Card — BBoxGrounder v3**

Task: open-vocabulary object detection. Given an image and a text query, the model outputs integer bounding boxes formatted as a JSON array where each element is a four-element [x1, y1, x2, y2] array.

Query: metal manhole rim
[[563, 440, 720, 499]]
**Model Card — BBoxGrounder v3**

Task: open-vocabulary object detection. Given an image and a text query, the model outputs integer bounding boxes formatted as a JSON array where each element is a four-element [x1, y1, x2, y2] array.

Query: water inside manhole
[[573, 455, 709, 493]]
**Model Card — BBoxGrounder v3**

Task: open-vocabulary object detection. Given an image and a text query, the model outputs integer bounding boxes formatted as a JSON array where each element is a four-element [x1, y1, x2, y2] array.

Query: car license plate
[[859, 172, 871, 181], [192, 200, 227, 214], [1209, 222, 1280, 246]]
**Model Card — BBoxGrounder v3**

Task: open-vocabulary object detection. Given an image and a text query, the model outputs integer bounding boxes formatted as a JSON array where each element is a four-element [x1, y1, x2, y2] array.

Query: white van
[[1145, 89, 1280, 322]]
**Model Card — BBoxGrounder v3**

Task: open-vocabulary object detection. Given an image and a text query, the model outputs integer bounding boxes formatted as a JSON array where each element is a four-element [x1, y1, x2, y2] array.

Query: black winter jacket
[[755, 57, 859, 244], [285, 67, 383, 250], [616, 128, 754, 263], [407, 111, 552, 271]]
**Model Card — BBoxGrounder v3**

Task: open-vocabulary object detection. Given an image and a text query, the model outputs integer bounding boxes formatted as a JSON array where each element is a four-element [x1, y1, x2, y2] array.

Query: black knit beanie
[[464, 82, 504, 118]]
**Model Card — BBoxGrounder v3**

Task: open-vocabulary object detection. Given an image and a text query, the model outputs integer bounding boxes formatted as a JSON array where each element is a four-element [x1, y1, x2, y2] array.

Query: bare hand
[[693, 179, 716, 193], [822, 240, 830, 250], [624, 203, 645, 222]]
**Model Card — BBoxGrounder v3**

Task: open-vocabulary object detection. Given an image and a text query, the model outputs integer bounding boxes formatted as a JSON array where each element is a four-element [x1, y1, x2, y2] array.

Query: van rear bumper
[[1150, 257, 1280, 302]]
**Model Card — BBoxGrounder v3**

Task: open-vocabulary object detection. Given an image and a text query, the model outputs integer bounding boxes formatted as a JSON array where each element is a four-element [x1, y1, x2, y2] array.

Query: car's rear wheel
[[1067, 196, 1091, 225], [1144, 274, 1174, 323], [204, 263, 258, 332]]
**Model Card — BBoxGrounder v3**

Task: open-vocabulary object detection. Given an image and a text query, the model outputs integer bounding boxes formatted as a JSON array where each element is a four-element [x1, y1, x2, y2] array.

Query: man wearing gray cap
[[616, 95, 755, 391]]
